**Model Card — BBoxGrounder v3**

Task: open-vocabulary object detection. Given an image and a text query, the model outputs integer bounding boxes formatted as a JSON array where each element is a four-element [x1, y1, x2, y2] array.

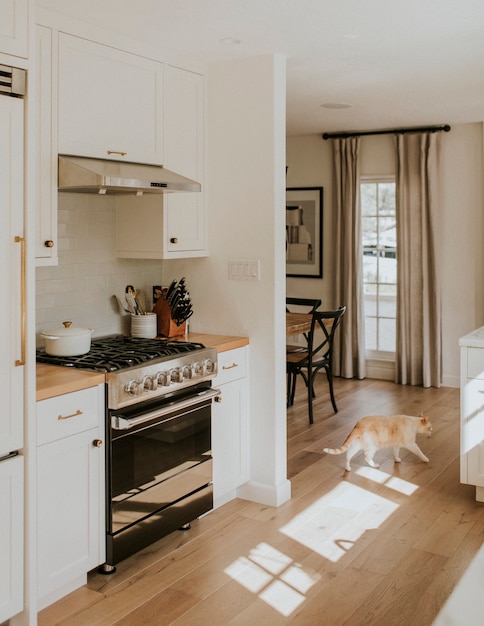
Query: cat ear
[[419, 413, 428, 424]]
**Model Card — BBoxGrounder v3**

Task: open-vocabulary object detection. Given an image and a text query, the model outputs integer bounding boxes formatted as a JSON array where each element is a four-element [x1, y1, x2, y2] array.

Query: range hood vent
[[58, 155, 201, 195]]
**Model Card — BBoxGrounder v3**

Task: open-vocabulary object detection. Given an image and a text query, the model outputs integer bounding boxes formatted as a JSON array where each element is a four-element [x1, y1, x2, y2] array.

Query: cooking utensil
[[113, 295, 130, 314], [41, 321, 93, 356], [134, 290, 146, 315]]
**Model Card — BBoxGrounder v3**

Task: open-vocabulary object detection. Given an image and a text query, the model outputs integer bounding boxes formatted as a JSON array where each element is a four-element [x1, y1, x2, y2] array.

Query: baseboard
[[366, 358, 395, 381], [236, 478, 291, 507]]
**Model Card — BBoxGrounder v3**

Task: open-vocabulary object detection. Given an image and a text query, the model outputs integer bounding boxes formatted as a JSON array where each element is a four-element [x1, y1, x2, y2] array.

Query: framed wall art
[[286, 186, 323, 278]]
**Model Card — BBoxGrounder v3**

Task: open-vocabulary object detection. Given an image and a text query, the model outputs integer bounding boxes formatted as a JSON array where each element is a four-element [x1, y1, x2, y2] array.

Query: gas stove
[[36, 335, 218, 409]]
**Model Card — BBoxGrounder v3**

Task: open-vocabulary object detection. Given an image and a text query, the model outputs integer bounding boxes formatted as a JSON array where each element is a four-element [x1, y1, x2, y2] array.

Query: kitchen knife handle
[[14, 235, 26, 367]]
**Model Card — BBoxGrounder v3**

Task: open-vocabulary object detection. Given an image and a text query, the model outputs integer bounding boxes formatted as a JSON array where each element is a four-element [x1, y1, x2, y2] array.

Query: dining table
[[286, 312, 335, 336], [286, 312, 312, 336]]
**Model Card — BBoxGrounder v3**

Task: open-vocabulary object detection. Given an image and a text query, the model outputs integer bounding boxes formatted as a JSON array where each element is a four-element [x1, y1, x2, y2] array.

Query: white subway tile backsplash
[[36, 194, 163, 343]]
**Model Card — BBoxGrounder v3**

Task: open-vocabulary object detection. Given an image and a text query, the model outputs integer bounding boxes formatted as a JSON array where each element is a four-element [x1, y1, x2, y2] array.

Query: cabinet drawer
[[468, 348, 484, 380], [37, 386, 101, 446], [214, 348, 247, 386]]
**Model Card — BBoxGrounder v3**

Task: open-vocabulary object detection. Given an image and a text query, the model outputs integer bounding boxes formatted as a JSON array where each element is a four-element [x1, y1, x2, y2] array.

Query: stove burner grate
[[36, 335, 206, 372]]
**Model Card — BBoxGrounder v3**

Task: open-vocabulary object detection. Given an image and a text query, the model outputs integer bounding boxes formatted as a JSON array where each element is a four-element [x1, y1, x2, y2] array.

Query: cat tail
[[323, 444, 348, 456]]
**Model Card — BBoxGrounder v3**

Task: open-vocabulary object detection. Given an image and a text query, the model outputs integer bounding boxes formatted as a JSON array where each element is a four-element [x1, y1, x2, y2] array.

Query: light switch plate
[[229, 259, 261, 280]]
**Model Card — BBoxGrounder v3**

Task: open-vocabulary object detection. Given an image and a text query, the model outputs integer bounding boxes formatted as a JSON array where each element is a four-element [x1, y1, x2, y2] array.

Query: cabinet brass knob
[[170, 237, 179, 244], [92, 439, 103, 448], [44, 240, 54, 248]]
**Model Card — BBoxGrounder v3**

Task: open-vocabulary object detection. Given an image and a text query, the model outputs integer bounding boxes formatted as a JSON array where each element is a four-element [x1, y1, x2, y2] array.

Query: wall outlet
[[229, 259, 261, 280]]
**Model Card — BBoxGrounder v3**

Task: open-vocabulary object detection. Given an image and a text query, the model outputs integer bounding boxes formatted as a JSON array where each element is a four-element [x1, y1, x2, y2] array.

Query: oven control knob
[[182, 364, 194, 379], [156, 371, 171, 387], [125, 379, 142, 396], [193, 361, 203, 376], [142, 375, 157, 391], [170, 368, 183, 383], [203, 358, 216, 375]]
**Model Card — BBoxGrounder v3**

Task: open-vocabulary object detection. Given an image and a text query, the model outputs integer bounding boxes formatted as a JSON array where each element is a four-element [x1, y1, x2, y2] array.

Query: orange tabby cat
[[323, 413, 432, 471]]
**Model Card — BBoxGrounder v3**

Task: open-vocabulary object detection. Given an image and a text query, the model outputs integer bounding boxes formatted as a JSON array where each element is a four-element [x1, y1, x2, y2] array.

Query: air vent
[[0, 64, 26, 98]]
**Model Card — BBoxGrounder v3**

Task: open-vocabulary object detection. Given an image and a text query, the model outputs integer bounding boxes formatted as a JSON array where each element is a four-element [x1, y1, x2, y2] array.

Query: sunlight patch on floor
[[224, 542, 320, 616], [280, 482, 399, 562], [355, 466, 419, 495], [224, 471, 420, 615]]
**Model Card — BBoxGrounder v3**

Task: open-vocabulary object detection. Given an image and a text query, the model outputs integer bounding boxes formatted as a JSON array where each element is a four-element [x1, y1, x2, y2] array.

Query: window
[[361, 178, 396, 357]]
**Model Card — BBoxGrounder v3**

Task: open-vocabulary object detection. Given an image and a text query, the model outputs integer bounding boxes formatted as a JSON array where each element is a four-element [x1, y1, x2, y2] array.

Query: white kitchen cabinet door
[[0, 455, 23, 623], [37, 386, 105, 610], [163, 65, 206, 257], [58, 33, 163, 165], [460, 343, 484, 501], [212, 348, 249, 506], [116, 65, 206, 259], [0, 0, 28, 59], [0, 94, 24, 456], [35, 24, 58, 265]]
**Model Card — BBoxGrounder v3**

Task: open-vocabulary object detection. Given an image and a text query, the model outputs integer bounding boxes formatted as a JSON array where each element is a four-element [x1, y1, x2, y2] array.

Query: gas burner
[[36, 335, 206, 372]]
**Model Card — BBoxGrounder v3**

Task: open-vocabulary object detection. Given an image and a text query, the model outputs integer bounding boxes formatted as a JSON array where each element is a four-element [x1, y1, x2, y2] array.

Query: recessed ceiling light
[[220, 37, 241, 46], [321, 102, 353, 109]]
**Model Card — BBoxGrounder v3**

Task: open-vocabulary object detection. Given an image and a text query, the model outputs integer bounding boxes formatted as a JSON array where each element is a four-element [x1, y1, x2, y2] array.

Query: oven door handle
[[111, 388, 221, 430]]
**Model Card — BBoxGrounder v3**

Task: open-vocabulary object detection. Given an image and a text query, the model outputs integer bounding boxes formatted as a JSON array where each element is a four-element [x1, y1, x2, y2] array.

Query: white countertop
[[459, 326, 484, 348]]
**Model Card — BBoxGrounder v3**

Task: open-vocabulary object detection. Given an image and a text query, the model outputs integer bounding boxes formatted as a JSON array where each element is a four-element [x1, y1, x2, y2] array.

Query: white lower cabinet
[[0, 455, 23, 623], [212, 347, 249, 507], [460, 329, 484, 502], [36, 385, 105, 610]]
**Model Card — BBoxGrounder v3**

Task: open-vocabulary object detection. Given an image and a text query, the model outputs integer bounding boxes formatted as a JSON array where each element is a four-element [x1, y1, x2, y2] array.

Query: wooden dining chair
[[286, 305, 346, 424], [286, 297, 322, 353]]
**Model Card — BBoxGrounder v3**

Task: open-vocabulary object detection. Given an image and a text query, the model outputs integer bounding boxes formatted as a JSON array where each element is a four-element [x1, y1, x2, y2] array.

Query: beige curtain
[[395, 133, 442, 387], [332, 137, 366, 379]]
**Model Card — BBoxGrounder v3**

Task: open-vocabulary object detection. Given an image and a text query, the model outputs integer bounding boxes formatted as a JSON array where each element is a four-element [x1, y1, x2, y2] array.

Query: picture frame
[[286, 187, 323, 278]]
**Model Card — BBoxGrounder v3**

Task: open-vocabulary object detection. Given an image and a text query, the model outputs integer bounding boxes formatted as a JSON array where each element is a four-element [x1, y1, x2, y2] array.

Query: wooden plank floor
[[38, 377, 484, 626]]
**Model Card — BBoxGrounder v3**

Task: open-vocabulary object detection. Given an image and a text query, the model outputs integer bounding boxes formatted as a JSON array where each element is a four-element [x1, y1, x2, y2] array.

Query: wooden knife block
[[153, 298, 186, 337]]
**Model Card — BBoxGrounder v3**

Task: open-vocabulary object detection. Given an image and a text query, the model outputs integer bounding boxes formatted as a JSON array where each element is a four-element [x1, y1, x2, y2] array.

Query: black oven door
[[105, 386, 220, 566]]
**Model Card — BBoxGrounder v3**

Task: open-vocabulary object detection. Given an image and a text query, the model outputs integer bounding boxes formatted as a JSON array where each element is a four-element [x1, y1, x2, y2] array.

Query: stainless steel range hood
[[58, 155, 201, 195]]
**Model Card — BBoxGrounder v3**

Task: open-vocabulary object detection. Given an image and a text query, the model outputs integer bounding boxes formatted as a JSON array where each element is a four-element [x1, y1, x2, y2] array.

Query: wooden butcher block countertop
[[36, 365, 105, 401], [36, 333, 249, 401]]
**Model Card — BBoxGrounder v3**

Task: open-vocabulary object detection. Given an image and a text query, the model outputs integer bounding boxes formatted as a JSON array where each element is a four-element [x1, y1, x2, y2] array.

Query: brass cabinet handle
[[222, 363, 238, 370], [92, 439, 103, 448], [44, 240, 54, 248], [58, 409, 83, 420], [107, 150, 127, 157], [14, 236, 26, 367], [170, 237, 178, 244]]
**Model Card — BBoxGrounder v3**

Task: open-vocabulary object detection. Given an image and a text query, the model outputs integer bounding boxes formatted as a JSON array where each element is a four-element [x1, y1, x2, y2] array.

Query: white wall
[[286, 123, 484, 388]]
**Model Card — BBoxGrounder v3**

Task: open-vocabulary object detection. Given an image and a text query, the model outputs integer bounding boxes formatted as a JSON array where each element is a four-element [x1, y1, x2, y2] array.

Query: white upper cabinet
[[163, 65, 206, 257], [58, 33, 164, 165], [35, 24, 57, 265], [0, 0, 28, 59]]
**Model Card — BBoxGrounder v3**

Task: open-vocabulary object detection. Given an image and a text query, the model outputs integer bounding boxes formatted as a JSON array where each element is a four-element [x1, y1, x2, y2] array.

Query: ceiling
[[38, 0, 484, 136]]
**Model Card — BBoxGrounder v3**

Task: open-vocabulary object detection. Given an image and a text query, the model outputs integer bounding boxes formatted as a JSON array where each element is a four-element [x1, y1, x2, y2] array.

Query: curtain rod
[[322, 124, 451, 140]]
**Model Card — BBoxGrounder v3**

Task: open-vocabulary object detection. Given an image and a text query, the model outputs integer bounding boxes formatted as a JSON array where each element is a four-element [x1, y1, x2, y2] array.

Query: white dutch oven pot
[[41, 321, 93, 356]]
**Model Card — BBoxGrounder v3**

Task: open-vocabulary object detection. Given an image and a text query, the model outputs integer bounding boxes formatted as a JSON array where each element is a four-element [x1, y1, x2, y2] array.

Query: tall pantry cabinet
[[0, 80, 25, 624]]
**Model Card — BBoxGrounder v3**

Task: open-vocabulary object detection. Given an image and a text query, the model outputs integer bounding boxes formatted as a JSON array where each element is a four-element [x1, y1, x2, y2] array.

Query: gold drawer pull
[[222, 363, 238, 370], [58, 409, 83, 420], [107, 150, 127, 156]]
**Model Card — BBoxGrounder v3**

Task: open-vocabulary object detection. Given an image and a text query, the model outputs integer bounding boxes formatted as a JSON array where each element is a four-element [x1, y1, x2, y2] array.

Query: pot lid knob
[[63, 321, 73, 328]]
